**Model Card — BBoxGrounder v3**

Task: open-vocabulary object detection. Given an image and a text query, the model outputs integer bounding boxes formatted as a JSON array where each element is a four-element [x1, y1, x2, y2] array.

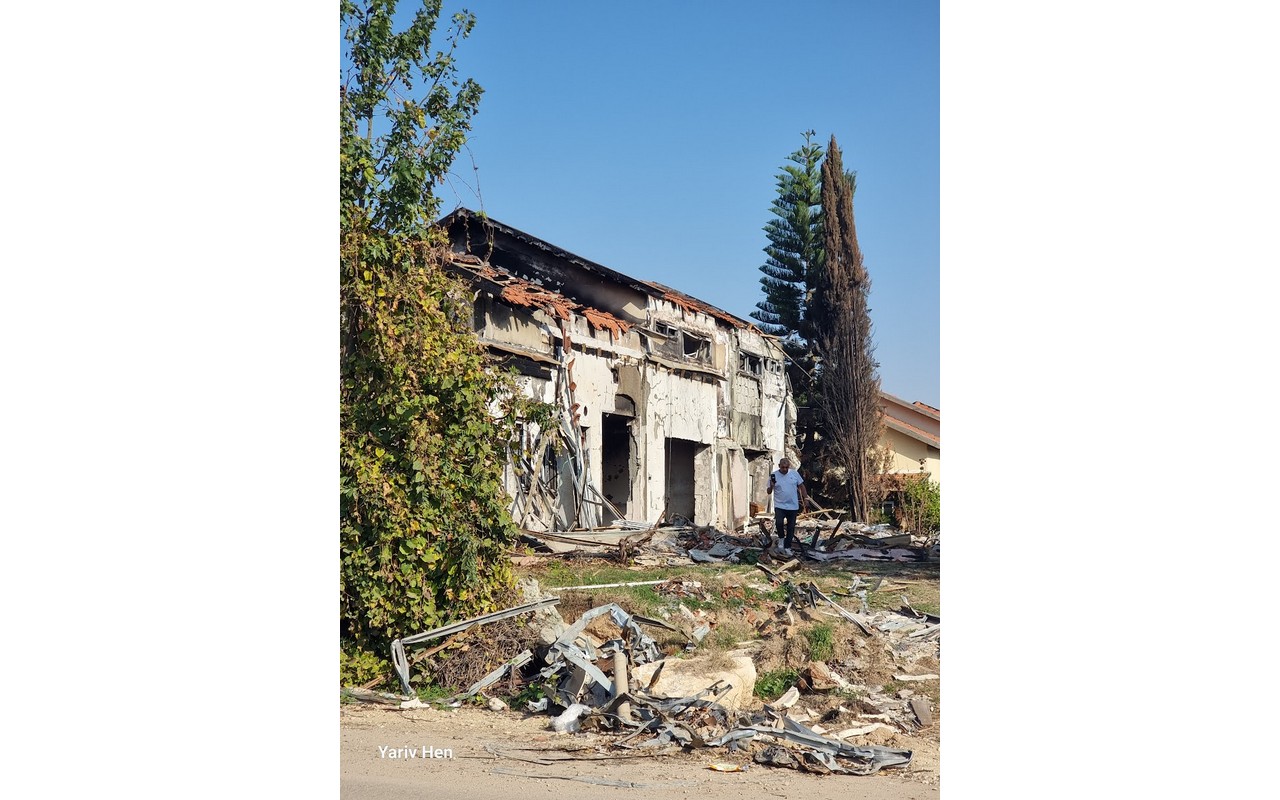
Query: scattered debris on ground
[[517, 516, 938, 567], [347, 568, 940, 780]]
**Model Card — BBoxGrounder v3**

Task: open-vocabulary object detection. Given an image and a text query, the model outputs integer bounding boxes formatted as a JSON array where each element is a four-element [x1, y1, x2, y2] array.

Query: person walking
[[767, 458, 808, 556]]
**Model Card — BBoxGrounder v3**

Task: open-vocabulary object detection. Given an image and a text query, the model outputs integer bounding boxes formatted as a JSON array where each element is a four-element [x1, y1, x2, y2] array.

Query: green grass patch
[[678, 593, 718, 611], [536, 562, 684, 588], [755, 668, 800, 699], [415, 683, 455, 703], [804, 623, 835, 661], [511, 681, 548, 708]]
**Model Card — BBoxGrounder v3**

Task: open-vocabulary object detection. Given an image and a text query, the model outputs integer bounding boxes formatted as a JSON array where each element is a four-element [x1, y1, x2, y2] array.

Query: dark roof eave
[[439, 207, 759, 331], [440, 207, 655, 295]]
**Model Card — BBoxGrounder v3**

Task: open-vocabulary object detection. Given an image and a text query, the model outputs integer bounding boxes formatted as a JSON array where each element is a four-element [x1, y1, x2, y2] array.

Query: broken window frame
[[738, 350, 763, 376], [680, 331, 711, 363]]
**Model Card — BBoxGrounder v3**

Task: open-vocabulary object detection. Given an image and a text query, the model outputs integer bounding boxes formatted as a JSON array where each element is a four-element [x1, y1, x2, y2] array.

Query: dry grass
[[417, 616, 541, 691], [688, 609, 753, 652], [698, 650, 737, 672]]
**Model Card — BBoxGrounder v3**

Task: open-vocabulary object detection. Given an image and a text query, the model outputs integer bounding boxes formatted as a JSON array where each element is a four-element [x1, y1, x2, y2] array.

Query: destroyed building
[[440, 208, 795, 532]]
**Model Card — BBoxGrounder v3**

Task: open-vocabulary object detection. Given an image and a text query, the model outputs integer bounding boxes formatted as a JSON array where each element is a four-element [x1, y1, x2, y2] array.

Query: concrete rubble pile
[[371, 577, 942, 777]]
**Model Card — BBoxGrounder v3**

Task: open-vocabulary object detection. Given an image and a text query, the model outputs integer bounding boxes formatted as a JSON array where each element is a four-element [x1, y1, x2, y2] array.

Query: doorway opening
[[601, 413, 632, 523], [664, 437, 701, 523]]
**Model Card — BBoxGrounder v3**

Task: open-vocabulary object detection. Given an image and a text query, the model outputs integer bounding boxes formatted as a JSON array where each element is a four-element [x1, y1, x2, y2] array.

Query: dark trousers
[[775, 508, 799, 548]]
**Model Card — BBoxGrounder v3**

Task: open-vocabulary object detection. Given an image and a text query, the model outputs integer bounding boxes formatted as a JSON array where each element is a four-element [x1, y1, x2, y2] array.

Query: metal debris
[[343, 688, 402, 706], [786, 581, 874, 636], [390, 597, 560, 696], [515, 508, 938, 567], [381, 577, 932, 778]]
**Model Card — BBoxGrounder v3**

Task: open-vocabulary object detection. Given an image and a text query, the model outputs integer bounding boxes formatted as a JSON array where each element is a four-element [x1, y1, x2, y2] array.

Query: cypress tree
[[811, 135, 883, 522]]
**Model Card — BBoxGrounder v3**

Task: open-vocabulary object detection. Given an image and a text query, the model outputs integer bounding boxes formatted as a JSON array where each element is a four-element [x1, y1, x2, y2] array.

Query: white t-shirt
[[771, 469, 805, 510]]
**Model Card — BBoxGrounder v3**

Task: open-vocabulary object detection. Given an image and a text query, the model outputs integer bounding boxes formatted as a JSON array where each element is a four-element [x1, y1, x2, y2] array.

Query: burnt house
[[440, 209, 797, 532]]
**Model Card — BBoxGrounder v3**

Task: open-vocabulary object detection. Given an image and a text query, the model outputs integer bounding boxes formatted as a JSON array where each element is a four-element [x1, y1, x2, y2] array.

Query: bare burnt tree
[[811, 135, 883, 522]]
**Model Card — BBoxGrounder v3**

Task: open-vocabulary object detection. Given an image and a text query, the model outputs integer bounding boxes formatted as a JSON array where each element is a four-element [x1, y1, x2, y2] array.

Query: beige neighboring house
[[880, 391, 940, 485]]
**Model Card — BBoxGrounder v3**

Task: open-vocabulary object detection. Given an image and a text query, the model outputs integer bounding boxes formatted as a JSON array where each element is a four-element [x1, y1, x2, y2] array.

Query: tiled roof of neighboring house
[[881, 390, 939, 420], [883, 415, 941, 448], [877, 390, 940, 447]]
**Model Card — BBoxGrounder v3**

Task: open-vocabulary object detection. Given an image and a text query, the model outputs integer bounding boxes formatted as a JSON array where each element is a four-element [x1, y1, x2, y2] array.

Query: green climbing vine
[[339, 1, 542, 683]]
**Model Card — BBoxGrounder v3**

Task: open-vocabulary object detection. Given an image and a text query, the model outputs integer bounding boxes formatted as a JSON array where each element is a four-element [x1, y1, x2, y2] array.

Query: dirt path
[[340, 704, 939, 800]]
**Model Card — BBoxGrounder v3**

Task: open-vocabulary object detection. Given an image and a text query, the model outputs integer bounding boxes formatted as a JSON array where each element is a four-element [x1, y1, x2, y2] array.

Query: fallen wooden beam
[[756, 558, 798, 582]]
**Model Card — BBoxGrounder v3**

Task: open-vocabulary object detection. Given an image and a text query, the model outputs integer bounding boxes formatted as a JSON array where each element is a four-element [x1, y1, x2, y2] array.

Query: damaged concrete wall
[[483, 300, 793, 531], [446, 209, 798, 532], [637, 362, 718, 525]]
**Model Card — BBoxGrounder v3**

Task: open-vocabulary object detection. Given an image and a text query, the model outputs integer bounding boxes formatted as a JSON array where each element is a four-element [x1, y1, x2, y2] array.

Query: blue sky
[[383, 0, 940, 406]]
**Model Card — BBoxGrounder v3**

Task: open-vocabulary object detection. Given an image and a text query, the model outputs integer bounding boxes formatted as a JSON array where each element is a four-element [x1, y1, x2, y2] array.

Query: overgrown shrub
[[340, 647, 390, 687], [340, 2, 534, 678], [898, 478, 940, 535], [339, 232, 528, 673]]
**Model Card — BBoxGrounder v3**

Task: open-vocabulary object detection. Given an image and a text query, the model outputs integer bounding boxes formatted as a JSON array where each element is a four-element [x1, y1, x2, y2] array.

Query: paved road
[[340, 704, 939, 800]]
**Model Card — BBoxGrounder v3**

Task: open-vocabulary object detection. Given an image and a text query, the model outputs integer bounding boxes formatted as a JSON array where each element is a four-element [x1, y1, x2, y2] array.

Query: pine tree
[[752, 131, 824, 341], [811, 135, 883, 522], [751, 132, 825, 416], [752, 134, 861, 465]]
